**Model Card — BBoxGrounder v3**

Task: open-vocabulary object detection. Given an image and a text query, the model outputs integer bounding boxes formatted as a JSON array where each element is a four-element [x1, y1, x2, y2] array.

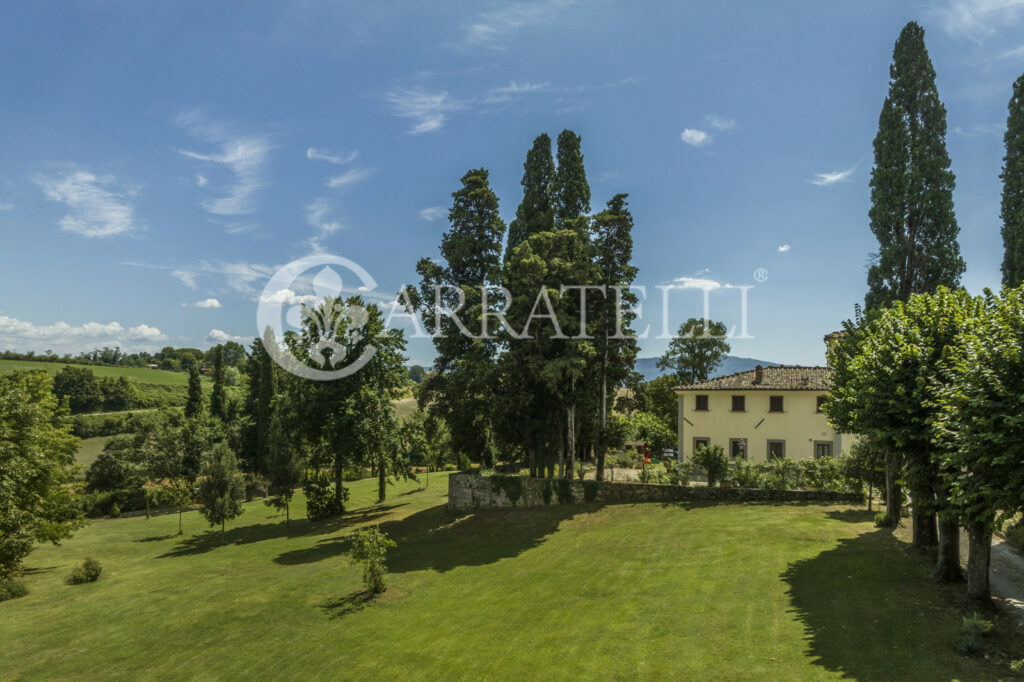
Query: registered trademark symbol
[[753, 267, 768, 283]]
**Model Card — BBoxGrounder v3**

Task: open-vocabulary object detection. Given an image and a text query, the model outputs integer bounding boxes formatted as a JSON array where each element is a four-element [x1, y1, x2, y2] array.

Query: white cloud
[[485, 80, 549, 103], [673, 275, 723, 290], [706, 115, 736, 131], [195, 174, 208, 188], [681, 129, 711, 147], [0, 315, 165, 343], [306, 147, 359, 165], [259, 288, 319, 306], [176, 112, 270, 217], [419, 206, 447, 222], [1001, 44, 1024, 58], [36, 169, 139, 237], [778, 244, 791, 253], [933, 0, 1024, 42], [463, 1, 577, 48], [206, 329, 249, 344], [386, 89, 462, 134], [325, 168, 372, 188], [808, 166, 856, 186], [192, 298, 222, 308]]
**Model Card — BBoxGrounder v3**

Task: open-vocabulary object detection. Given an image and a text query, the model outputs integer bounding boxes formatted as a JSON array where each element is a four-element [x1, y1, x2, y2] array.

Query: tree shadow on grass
[[825, 509, 876, 524], [274, 503, 598, 572], [157, 504, 403, 558], [320, 589, 376, 619], [781, 527, 1001, 681], [134, 534, 177, 543]]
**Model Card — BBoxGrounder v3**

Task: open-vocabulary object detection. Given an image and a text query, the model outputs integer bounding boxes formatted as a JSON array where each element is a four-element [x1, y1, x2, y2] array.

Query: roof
[[674, 365, 831, 392]]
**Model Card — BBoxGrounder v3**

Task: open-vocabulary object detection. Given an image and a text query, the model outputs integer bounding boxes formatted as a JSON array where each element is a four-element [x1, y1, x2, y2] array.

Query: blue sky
[[1, 0, 1023, 367]]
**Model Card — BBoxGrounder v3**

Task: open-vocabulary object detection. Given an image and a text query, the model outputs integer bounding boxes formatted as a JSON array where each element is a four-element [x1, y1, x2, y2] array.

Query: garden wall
[[447, 473, 863, 511]]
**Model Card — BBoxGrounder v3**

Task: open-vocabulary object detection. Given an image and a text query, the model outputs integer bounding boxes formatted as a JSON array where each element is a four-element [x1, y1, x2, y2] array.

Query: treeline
[[1, 341, 247, 372]]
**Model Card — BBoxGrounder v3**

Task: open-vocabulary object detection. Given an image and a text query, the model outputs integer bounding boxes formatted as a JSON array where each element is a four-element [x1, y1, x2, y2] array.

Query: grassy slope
[[0, 359, 192, 385], [73, 436, 110, 472], [2, 477, 1017, 680]]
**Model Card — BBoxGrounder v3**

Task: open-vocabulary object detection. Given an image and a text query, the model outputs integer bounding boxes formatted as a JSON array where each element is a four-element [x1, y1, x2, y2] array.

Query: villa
[[674, 364, 854, 463]]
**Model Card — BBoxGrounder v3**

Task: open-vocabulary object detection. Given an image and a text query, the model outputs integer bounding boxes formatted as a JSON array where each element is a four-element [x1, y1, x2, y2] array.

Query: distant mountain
[[633, 356, 780, 383]]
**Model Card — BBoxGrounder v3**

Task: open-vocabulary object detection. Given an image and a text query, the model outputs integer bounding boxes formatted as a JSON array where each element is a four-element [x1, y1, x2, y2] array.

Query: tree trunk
[[597, 347, 608, 482], [884, 456, 901, 523], [221, 520, 225, 543], [931, 517, 964, 582], [334, 455, 345, 511], [178, 507, 183, 535], [912, 511, 937, 550], [566, 404, 576, 481], [868, 482, 873, 512], [378, 464, 387, 502], [285, 501, 290, 529], [966, 521, 992, 605]]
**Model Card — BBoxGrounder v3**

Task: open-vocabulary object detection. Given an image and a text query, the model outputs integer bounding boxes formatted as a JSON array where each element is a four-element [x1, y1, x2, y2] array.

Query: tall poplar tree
[[507, 133, 555, 252], [412, 169, 506, 468], [1001, 74, 1024, 288], [552, 129, 590, 228], [866, 22, 964, 311], [209, 345, 226, 421], [184, 363, 203, 419]]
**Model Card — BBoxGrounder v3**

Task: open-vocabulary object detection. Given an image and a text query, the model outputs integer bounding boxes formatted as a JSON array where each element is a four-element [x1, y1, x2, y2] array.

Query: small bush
[[874, 512, 896, 528], [490, 475, 524, 506], [0, 579, 28, 602], [351, 527, 396, 594], [1005, 524, 1024, 552], [457, 453, 472, 471], [541, 480, 553, 505], [692, 444, 729, 487], [555, 478, 573, 504], [582, 480, 599, 502], [954, 614, 993, 655], [69, 558, 103, 584]]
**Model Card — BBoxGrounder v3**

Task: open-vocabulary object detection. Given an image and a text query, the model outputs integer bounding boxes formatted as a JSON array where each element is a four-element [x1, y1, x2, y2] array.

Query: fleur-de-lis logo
[[257, 255, 379, 381]]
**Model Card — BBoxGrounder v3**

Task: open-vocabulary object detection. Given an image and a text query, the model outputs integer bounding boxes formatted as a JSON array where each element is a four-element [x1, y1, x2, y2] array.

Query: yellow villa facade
[[675, 365, 855, 463]]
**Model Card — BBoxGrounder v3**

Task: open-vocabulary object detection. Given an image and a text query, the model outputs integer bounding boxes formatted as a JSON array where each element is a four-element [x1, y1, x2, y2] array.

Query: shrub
[[542, 480, 553, 505], [728, 460, 760, 488], [303, 470, 347, 521], [490, 475, 524, 506], [0, 579, 28, 602], [69, 558, 103, 584], [457, 453, 472, 471], [582, 480, 599, 502], [555, 478, 573, 503], [874, 511, 896, 528], [614, 451, 634, 468], [692, 444, 729, 487], [1005, 524, 1024, 552], [801, 457, 841, 492], [351, 527, 396, 594], [954, 615, 993, 655]]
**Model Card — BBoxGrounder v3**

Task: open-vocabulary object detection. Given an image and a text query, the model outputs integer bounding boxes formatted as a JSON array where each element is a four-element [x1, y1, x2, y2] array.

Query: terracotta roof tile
[[675, 365, 831, 391]]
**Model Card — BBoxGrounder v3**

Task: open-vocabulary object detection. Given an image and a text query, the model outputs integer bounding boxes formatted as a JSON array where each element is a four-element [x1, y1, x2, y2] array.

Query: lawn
[[2, 476, 1018, 680], [73, 436, 110, 473]]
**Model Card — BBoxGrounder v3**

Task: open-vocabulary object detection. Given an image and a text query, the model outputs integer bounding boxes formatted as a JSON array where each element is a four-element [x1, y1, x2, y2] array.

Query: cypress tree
[[184, 363, 203, 419], [553, 130, 591, 228], [209, 345, 226, 420], [507, 133, 555, 251], [866, 22, 964, 311], [1001, 74, 1024, 288]]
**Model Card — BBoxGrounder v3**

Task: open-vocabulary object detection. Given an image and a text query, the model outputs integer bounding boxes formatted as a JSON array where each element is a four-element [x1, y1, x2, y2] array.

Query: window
[[769, 396, 784, 413], [731, 395, 745, 412], [694, 394, 709, 411], [693, 437, 710, 454], [767, 440, 786, 460], [814, 442, 833, 459], [729, 438, 747, 460], [816, 396, 827, 413]]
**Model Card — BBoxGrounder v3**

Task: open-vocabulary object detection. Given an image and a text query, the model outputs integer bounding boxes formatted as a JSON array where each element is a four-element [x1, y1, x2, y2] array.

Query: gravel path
[[989, 536, 1024, 627]]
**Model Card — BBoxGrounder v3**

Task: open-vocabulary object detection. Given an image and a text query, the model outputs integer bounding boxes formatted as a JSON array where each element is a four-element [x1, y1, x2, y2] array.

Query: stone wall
[[447, 473, 863, 511]]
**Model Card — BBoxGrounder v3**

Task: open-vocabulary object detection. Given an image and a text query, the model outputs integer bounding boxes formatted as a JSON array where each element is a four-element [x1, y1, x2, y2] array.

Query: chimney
[[754, 365, 763, 384]]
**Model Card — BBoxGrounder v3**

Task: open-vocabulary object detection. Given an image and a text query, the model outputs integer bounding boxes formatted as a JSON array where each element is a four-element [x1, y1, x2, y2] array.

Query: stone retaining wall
[[447, 473, 863, 511]]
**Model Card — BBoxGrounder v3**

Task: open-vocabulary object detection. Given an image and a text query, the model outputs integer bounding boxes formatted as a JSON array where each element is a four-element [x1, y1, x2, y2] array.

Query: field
[[3, 476, 1018, 680], [73, 436, 111, 472], [0, 359, 193, 385]]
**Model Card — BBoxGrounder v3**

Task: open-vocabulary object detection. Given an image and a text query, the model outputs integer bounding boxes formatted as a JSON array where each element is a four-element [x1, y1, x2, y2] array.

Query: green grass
[[2, 477, 1018, 680], [0, 359, 194, 385], [393, 396, 419, 421], [73, 436, 110, 473]]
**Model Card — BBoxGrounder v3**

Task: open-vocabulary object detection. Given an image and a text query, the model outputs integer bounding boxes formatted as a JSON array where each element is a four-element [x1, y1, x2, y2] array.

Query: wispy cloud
[[130, 260, 276, 297], [954, 122, 1005, 136], [1001, 43, 1024, 58], [680, 129, 711, 147], [707, 115, 736, 131], [192, 298, 221, 308], [419, 206, 447, 222], [195, 174, 208, 188], [386, 88, 462, 134], [306, 198, 345, 253], [778, 244, 791, 253], [0, 202, 13, 211], [206, 329, 249, 344], [325, 168, 372, 188], [36, 169, 139, 237], [485, 80, 549, 103], [176, 111, 271, 217], [462, 1, 577, 48], [306, 147, 359, 165], [808, 165, 857, 186], [673, 275, 724, 290], [932, 0, 1024, 42]]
